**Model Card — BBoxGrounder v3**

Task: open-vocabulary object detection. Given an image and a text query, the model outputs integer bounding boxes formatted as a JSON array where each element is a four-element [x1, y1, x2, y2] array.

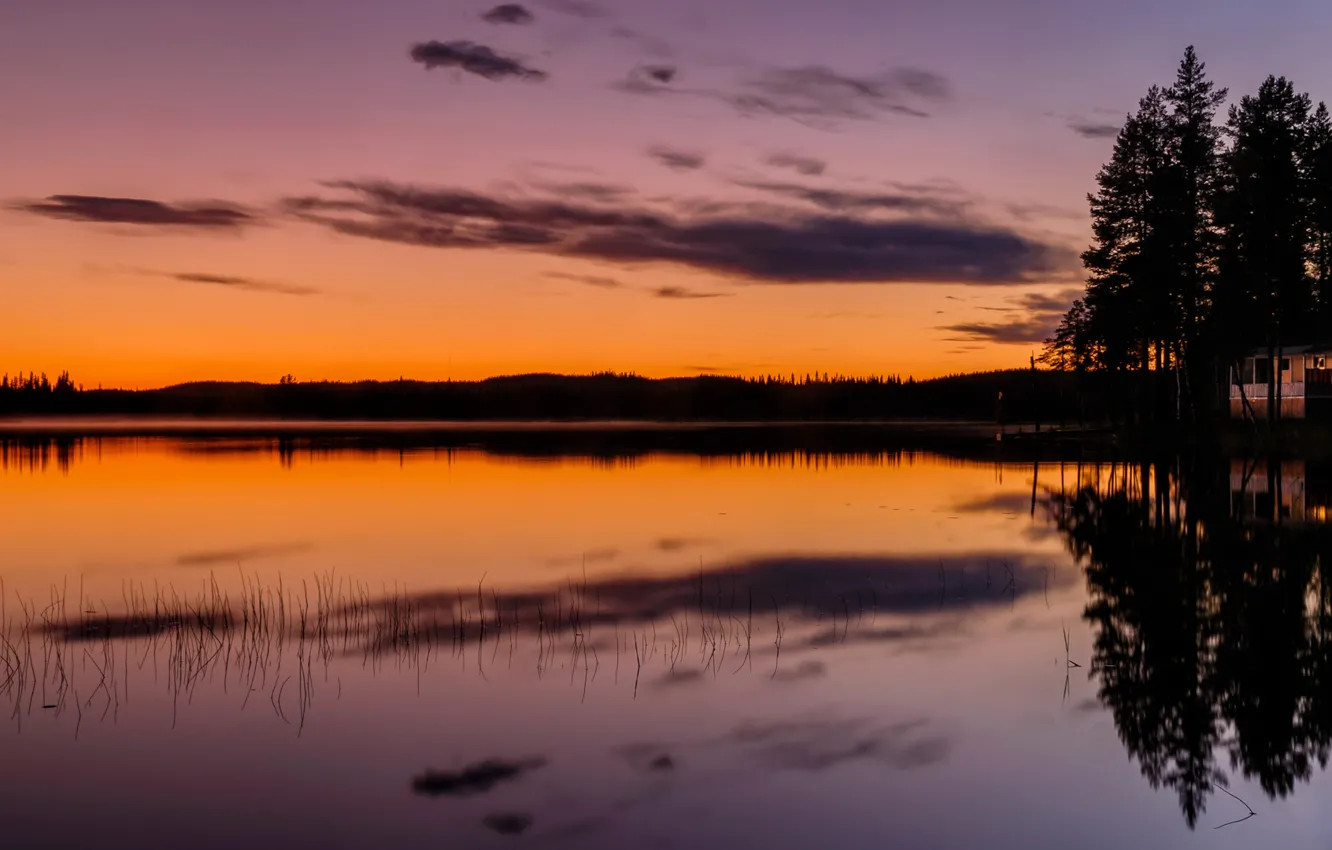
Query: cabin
[[1229, 345, 1332, 419]]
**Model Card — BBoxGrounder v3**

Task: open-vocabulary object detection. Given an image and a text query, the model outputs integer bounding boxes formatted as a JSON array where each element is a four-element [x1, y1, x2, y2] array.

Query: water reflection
[[1049, 457, 1332, 827], [7, 434, 1332, 846]]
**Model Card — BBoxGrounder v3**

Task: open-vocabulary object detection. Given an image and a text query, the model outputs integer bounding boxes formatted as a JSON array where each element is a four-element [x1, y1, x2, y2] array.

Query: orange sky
[[6, 0, 1331, 387]]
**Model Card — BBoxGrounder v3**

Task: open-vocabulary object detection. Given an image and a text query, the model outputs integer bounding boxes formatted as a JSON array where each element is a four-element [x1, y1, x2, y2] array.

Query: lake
[[2, 432, 1328, 848]]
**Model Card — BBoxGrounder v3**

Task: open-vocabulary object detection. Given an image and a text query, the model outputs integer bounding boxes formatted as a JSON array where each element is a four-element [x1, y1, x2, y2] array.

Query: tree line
[[0, 370, 1105, 423], [1042, 46, 1332, 427]]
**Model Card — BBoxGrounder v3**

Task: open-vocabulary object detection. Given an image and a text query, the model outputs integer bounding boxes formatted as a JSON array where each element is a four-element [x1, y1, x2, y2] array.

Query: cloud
[[411, 758, 547, 798], [529, 180, 636, 203], [15, 195, 254, 229], [483, 814, 535, 835], [283, 180, 1075, 286], [729, 715, 949, 773], [655, 537, 711, 552], [40, 550, 1071, 648], [940, 289, 1080, 344], [167, 272, 319, 297], [653, 668, 706, 689], [613, 743, 679, 773], [950, 492, 1033, 515], [1069, 120, 1120, 139], [613, 64, 678, 94], [734, 179, 969, 218], [735, 65, 949, 122], [654, 286, 730, 299], [543, 271, 624, 289], [482, 4, 534, 24], [175, 542, 314, 566], [538, 0, 608, 18], [620, 64, 952, 126], [770, 660, 827, 683], [765, 152, 827, 176], [408, 40, 547, 82], [647, 145, 706, 172]]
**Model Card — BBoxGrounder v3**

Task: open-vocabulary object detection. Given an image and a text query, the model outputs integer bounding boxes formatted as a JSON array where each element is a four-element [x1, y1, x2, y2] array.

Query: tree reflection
[[1050, 457, 1332, 827]]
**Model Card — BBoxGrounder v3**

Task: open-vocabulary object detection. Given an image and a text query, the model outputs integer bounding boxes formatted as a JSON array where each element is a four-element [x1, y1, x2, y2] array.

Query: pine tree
[[1163, 46, 1227, 419], [1305, 102, 1332, 329], [1075, 86, 1173, 398], [1216, 75, 1315, 422]]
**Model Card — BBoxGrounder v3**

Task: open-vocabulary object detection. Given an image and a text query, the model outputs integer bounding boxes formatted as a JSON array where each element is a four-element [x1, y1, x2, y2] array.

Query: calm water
[[2, 435, 1330, 848]]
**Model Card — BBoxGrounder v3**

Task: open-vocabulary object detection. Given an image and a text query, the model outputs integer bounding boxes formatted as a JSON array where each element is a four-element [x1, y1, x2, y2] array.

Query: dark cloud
[[653, 668, 706, 689], [800, 621, 960, 651], [950, 492, 1033, 515], [729, 716, 949, 772], [734, 179, 969, 218], [283, 180, 1075, 286], [483, 813, 535, 835], [889, 67, 952, 100], [941, 289, 1080, 344], [15, 195, 254, 229], [411, 758, 547, 798], [770, 659, 827, 683], [655, 537, 711, 552], [647, 145, 706, 172], [543, 271, 624, 289], [482, 4, 534, 24], [613, 64, 678, 94], [614, 742, 678, 772], [167, 272, 319, 297], [1069, 120, 1120, 139], [617, 64, 950, 126], [734, 66, 949, 122], [538, 0, 608, 18], [41, 550, 1070, 650], [654, 286, 730, 299], [528, 180, 637, 204], [176, 542, 314, 566], [409, 40, 547, 82], [765, 152, 827, 176], [940, 316, 1056, 345]]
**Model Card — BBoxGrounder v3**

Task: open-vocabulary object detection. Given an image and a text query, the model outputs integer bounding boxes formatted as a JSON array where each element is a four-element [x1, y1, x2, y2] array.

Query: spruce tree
[[1163, 46, 1227, 419], [1216, 76, 1314, 421]]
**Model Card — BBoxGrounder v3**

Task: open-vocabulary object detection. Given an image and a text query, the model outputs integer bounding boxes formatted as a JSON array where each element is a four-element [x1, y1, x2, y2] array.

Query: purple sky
[[4, 0, 1332, 385]]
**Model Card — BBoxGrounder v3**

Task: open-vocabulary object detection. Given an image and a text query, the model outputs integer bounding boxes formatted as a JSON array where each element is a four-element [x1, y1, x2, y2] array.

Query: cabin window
[[1255, 358, 1271, 383]]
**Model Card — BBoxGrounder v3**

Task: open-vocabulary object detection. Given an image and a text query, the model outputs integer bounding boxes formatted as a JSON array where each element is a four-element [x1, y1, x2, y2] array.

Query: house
[[1229, 345, 1332, 419]]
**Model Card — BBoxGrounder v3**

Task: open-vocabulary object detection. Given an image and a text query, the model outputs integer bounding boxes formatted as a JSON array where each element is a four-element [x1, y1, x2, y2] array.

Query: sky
[[4, 0, 1332, 388]]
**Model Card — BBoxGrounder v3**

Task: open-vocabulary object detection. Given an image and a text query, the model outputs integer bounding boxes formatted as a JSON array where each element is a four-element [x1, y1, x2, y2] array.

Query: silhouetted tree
[[1051, 457, 1332, 827]]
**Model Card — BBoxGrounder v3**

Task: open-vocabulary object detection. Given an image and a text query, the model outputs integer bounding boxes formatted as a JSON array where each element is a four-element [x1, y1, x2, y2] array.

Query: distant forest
[[1042, 47, 1332, 425], [0, 369, 1120, 424]]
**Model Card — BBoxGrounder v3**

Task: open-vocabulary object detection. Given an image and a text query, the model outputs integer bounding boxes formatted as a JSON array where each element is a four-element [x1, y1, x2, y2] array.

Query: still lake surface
[[2, 431, 1330, 848]]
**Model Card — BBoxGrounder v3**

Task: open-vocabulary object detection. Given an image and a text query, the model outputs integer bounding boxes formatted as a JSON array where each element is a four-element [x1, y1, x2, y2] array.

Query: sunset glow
[[6, 0, 1332, 386]]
